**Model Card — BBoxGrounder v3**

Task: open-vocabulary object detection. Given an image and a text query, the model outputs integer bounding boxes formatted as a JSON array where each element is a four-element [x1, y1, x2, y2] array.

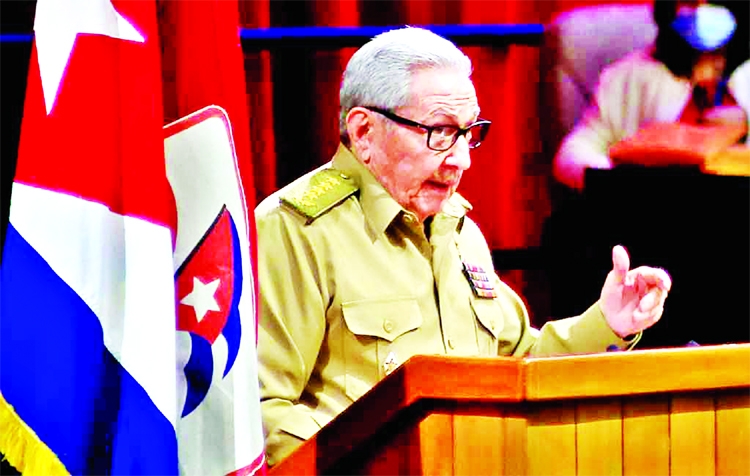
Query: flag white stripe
[[10, 183, 178, 426]]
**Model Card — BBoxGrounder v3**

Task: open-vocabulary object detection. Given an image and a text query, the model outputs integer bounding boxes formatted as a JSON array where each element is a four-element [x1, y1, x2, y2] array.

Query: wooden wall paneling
[[502, 412, 529, 476], [622, 395, 670, 476], [716, 390, 750, 476], [358, 410, 453, 475], [268, 350, 750, 475], [416, 412, 455, 476], [669, 393, 716, 476], [357, 424, 410, 476], [526, 402, 577, 476], [575, 398, 623, 476], [453, 407, 505, 476]]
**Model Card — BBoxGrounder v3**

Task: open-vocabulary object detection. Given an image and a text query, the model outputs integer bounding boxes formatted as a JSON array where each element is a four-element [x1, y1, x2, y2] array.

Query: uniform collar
[[331, 143, 472, 236]]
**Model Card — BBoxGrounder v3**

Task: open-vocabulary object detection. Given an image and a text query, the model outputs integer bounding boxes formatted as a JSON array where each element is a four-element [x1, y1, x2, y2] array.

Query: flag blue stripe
[[182, 333, 213, 417], [222, 212, 243, 377], [0, 224, 179, 475]]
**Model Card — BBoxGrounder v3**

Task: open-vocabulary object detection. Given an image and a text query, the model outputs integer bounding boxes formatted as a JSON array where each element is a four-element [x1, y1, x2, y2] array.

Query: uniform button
[[383, 319, 394, 333], [448, 339, 455, 350], [490, 321, 496, 331]]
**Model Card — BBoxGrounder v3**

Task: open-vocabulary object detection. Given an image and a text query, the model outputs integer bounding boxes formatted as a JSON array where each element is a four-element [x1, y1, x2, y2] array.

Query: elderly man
[[255, 26, 671, 466]]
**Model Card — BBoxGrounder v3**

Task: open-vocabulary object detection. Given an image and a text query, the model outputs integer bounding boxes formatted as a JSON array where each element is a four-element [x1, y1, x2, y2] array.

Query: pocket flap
[[342, 297, 422, 342], [277, 407, 323, 441], [470, 298, 504, 340]]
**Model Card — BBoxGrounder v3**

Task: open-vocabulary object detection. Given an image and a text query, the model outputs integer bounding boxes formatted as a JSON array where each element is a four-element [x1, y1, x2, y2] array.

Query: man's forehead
[[407, 70, 479, 117], [415, 97, 481, 120], [419, 69, 473, 86], [430, 103, 481, 117]]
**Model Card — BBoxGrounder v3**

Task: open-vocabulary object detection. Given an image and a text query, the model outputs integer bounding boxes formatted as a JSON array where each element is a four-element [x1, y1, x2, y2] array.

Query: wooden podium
[[270, 344, 750, 475]]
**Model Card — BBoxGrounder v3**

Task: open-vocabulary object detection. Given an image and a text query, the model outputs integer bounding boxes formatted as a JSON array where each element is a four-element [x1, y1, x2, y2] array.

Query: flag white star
[[34, 0, 145, 114], [180, 277, 221, 322]]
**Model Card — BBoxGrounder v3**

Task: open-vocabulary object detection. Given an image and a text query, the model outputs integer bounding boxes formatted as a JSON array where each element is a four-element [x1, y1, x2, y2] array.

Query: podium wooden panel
[[269, 345, 750, 475]]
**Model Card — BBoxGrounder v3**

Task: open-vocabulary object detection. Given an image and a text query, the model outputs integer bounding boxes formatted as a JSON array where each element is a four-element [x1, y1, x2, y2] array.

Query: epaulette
[[281, 168, 358, 222]]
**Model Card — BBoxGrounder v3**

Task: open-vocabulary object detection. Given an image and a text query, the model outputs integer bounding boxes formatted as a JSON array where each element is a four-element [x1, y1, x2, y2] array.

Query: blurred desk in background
[[544, 166, 749, 349], [703, 145, 750, 177]]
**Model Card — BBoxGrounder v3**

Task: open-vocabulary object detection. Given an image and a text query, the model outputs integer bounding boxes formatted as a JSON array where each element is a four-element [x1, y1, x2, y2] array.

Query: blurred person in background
[[554, 0, 750, 190]]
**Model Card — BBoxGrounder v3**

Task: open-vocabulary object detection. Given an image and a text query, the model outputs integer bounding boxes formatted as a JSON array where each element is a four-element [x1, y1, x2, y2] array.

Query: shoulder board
[[281, 168, 358, 222]]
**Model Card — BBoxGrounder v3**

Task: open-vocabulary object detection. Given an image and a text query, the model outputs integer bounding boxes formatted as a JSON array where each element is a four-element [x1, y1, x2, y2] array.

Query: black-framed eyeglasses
[[362, 106, 492, 152]]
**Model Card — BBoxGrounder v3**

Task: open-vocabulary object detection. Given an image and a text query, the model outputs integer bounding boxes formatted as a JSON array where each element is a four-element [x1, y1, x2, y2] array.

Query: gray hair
[[339, 27, 473, 144]]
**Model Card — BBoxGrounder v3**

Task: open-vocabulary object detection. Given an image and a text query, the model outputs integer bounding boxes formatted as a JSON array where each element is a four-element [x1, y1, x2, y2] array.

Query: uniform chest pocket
[[341, 298, 423, 401], [342, 297, 423, 341]]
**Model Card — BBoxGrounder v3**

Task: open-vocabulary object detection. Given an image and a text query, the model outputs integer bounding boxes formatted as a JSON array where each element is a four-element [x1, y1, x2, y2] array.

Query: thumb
[[612, 245, 630, 282]]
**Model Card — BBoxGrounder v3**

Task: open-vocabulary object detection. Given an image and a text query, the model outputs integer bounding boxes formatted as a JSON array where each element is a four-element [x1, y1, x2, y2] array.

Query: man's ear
[[346, 107, 374, 163]]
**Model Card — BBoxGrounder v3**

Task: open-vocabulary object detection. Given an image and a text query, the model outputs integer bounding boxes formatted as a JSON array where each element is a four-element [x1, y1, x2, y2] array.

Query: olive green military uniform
[[255, 144, 633, 466]]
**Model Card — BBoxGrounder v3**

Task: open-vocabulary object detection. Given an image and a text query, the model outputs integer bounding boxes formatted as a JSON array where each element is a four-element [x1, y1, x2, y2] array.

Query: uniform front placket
[[429, 214, 478, 355]]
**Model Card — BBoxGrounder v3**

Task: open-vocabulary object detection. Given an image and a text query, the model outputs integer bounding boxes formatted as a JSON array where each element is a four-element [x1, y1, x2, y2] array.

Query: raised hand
[[600, 245, 672, 338]]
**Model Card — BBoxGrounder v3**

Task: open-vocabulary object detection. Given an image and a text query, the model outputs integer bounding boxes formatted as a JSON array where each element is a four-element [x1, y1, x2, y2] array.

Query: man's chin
[[413, 195, 453, 219]]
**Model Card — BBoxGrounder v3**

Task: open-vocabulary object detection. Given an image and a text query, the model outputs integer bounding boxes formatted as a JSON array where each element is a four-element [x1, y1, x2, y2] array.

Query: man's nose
[[444, 135, 472, 171]]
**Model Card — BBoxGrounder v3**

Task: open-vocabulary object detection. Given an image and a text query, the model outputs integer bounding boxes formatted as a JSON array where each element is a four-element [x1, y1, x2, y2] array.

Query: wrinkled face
[[366, 68, 479, 222]]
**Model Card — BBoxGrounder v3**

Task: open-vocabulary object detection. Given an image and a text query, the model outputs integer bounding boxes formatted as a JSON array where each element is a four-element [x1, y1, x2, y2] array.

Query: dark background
[[1, 1, 35, 260]]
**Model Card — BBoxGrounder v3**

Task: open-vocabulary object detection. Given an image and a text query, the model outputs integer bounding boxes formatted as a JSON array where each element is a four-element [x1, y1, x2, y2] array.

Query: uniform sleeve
[[517, 303, 637, 357], [493, 276, 632, 358], [255, 207, 329, 466]]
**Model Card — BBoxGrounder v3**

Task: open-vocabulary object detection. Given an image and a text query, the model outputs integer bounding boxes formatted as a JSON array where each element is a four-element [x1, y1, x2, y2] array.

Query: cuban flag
[[166, 106, 266, 475], [0, 0, 264, 474], [0, 0, 178, 474]]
